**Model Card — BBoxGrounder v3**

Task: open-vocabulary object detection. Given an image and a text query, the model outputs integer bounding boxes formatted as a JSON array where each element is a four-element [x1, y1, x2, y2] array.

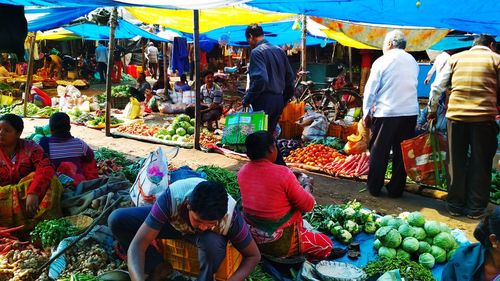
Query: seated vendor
[[186, 71, 223, 130], [238, 131, 346, 261], [0, 58, 10, 77], [108, 178, 260, 281], [442, 206, 500, 281], [174, 74, 191, 92], [40, 112, 98, 186], [0, 114, 62, 228], [129, 72, 151, 102], [44, 54, 62, 79]]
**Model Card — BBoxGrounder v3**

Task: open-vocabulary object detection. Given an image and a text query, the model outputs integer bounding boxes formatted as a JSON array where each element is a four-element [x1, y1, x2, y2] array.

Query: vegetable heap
[[86, 115, 123, 127], [306, 137, 346, 151], [363, 256, 435, 281], [246, 265, 274, 281], [490, 171, 500, 205], [196, 165, 241, 202], [11, 103, 40, 116], [27, 124, 51, 143], [154, 114, 195, 143], [303, 200, 378, 244], [31, 218, 79, 248], [117, 122, 160, 137], [285, 144, 345, 168], [374, 211, 459, 269], [323, 152, 370, 177]]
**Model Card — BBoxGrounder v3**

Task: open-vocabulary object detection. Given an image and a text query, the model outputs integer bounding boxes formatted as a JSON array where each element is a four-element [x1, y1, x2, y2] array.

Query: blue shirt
[[442, 243, 488, 281], [95, 45, 108, 63], [244, 40, 294, 105]]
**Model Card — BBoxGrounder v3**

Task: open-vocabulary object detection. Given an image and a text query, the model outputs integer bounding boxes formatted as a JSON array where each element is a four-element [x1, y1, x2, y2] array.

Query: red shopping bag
[[400, 132, 447, 187]]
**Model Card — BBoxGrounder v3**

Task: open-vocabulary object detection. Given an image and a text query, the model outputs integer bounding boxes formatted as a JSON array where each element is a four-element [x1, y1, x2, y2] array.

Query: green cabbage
[[419, 253, 435, 269], [382, 229, 402, 248], [413, 227, 427, 241], [407, 211, 426, 227], [424, 221, 441, 237], [187, 126, 195, 135], [388, 218, 404, 229], [433, 232, 456, 251], [402, 237, 420, 253], [378, 215, 394, 227], [378, 246, 396, 259], [176, 127, 187, 136], [447, 249, 457, 262], [418, 241, 432, 254], [424, 237, 433, 245], [398, 224, 415, 238], [376, 226, 393, 240], [373, 239, 382, 250], [440, 222, 451, 233], [396, 248, 411, 260], [431, 245, 447, 263]]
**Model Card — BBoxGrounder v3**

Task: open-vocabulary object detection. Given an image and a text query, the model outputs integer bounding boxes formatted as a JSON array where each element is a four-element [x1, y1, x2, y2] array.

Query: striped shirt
[[429, 46, 500, 122], [201, 83, 223, 104], [42, 136, 94, 174]]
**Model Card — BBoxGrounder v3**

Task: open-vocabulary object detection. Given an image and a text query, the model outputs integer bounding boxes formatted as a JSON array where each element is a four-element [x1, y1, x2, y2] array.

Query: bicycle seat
[[325, 77, 335, 83], [298, 70, 310, 75], [300, 80, 315, 86]]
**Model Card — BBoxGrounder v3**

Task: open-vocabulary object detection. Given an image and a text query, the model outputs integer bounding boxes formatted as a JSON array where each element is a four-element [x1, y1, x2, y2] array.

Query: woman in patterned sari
[[0, 114, 62, 229]]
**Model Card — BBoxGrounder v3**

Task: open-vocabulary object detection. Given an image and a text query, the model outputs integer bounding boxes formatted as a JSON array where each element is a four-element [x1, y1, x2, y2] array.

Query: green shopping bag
[[222, 111, 268, 145]]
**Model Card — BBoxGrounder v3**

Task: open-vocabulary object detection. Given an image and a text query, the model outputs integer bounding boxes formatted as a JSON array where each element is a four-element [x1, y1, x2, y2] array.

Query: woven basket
[[65, 215, 93, 234], [111, 96, 130, 109]]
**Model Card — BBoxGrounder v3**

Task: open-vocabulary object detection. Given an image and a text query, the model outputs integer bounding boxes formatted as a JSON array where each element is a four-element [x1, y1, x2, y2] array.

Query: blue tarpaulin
[[247, 0, 500, 36], [430, 35, 499, 51], [0, 0, 241, 9], [65, 19, 169, 41], [204, 21, 333, 47], [26, 7, 94, 32]]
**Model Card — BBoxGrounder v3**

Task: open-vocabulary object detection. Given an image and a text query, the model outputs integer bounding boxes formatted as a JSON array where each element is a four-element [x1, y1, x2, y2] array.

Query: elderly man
[[145, 42, 159, 80], [363, 30, 419, 198], [428, 35, 500, 219]]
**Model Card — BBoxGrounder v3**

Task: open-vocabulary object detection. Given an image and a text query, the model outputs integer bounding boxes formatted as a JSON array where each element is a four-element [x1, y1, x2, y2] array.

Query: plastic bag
[[123, 97, 141, 119], [66, 85, 81, 98], [130, 147, 169, 206], [298, 111, 328, 142], [344, 122, 369, 155]]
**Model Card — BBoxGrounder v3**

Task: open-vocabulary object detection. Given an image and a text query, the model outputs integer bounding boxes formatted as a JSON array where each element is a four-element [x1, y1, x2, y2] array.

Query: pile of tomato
[[285, 144, 346, 167]]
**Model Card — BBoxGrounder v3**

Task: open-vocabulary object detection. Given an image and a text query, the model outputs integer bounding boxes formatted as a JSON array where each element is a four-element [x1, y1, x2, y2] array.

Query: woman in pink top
[[238, 131, 345, 261]]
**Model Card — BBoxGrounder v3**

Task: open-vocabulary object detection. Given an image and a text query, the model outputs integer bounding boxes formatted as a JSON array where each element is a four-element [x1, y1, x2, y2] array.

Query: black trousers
[[446, 120, 498, 216], [368, 116, 417, 197], [97, 62, 107, 82], [251, 94, 286, 166]]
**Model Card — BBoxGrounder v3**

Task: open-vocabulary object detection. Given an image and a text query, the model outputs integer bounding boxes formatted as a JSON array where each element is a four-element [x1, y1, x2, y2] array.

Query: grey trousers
[[108, 207, 227, 281], [446, 120, 498, 216]]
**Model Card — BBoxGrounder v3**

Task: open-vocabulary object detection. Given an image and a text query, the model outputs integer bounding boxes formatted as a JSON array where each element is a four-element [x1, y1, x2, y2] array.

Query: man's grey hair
[[384, 30, 407, 49]]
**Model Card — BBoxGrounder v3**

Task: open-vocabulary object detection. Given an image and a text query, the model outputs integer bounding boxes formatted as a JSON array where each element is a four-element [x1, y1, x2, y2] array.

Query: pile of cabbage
[[26, 124, 51, 143], [304, 200, 379, 244], [374, 211, 459, 269]]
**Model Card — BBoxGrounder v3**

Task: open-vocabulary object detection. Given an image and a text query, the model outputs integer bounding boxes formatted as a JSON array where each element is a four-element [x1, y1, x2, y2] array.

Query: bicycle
[[294, 70, 363, 123]]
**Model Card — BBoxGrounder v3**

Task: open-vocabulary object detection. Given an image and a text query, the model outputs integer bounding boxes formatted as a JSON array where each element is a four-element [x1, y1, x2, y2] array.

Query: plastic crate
[[328, 124, 343, 138], [160, 239, 242, 281]]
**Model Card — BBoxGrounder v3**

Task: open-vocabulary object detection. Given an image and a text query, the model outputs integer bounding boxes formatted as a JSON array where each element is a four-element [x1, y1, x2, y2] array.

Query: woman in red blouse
[[0, 114, 62, 228]]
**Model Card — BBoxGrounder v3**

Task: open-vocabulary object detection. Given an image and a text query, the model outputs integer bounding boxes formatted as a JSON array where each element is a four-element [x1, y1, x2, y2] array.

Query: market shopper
[[43, 54, 62, 79], [428, 35, 500, 219], [108, 178, 260, 281], [0, 58, 10, 77], [39, 112, 98, 186], [95, 41, 108, 83], [145, 42, 159, 80], [424, 50, 452, 85], [129, 72, 151, 102], [0, 114, 62, 228], [363, 30, 419, 198], [242, 24, 295, 165], [442, 206, 500, 280], [238, 131, 345, 261], [174, 74, 191, 92]]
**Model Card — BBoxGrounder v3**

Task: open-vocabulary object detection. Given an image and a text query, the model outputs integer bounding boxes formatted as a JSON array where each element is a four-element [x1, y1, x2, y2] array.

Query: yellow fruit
[[347, 134, 362, 143]]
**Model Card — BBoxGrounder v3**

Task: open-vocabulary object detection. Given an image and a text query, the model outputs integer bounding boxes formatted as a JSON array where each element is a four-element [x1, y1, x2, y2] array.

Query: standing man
[[146, 42, 159, 80], [243, 24, 295, 165], [424, 50, 451, 85], [363, 30, 419, 198], [428, 35, 499, 219], [95, 41, 108, 83]]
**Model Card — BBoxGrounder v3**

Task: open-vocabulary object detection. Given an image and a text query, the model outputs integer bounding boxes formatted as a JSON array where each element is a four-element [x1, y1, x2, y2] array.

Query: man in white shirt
[[145, 42, 159, 80], [424, 50, 451, 85], [363, 30, 419, 198]]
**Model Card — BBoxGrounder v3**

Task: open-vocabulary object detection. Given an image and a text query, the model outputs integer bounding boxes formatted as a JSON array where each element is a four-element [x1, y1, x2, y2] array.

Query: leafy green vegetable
[[402, 237, 420, 253], [430, 245, 447, 263], [433, 232, 455, 251], [396, 248, 411, 260], [94, 147, 132, 167], [424, 221, 441, 237], [413, 227, 427, 241], [374, 239, 382, 250], [447, 249, 456, 262], [364, 221, 377, 234], [364, 256, 435, 281], [246, 265, 274, 281], [418, 241, 432, 254], [378, 246, 396, 259], [196, 166, 240, 202], [31, 218, 79, 248], [419, 253, 436, 269], [398, 223, 415, 238], [408, 211, 426, 227]]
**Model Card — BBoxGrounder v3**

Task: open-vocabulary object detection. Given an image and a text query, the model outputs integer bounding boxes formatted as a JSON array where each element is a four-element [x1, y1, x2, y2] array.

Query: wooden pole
[[162, 42, 168, 88], [23, 32, 36, 117], [300, 15, 307, 76], [105, 8, 118, 137], [193, 10, 201, 150], [348, 47, 353, 83]]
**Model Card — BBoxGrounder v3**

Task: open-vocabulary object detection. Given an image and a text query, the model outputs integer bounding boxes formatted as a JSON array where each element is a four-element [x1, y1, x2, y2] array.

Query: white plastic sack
[[299, 111, 328, 142], [130, 147, 170, 206], [56, 85, 66, 97], [66, 85, 81, 98]]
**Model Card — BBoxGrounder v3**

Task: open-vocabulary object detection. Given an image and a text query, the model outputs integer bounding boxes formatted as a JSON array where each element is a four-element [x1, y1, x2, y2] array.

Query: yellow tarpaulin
[[36, 28, 80, 41], [312, 18, 449, 51], [126, 6, 293, 33]]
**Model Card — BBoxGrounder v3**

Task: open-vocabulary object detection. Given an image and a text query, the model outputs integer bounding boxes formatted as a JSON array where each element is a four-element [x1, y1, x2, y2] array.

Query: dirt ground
[[21, 118, 492, 241]]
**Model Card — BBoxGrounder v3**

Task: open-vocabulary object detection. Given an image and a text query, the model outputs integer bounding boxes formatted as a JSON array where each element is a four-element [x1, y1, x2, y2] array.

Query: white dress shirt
[[426, 51, 450, 80], [363, 48, 419, 118]]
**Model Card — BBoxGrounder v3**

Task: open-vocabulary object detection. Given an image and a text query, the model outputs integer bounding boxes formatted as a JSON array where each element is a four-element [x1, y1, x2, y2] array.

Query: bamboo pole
[[300, 15, 307, 75], [162, 42, 168, 88], [23, 32, 36, 117], [193, 10, 201, 150], [105, 8, 118, 137], [348, 47, 353, 83]]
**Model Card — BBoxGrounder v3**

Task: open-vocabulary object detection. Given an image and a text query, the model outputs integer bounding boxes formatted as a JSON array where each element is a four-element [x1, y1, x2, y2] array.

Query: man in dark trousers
[[363, 30, 419, 198], [243, 24, 295, 165]]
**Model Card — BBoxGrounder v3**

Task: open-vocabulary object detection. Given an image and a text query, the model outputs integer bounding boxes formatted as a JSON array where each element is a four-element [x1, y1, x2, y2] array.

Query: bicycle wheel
[[304, 90, 327, 112], [322, 89, 363, 123]]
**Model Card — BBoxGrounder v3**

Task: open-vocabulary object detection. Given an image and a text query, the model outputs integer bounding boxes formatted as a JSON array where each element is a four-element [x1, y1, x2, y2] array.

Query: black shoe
[[466, 212, 487, 220], [328, 247, 348, 259], [445, 203, 463, 217]]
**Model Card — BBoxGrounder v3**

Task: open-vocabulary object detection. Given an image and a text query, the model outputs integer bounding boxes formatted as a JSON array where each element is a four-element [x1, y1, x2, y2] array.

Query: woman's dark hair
[[201, 70, 214, 79], [189, 181, 228, 221], [245, 131, 275, 161], [245, 24, 264, 39], [0, 114, 24, 133], [473, 206, 500, 248], [180, 74, 187, 82], [49, 112, 71, 134]]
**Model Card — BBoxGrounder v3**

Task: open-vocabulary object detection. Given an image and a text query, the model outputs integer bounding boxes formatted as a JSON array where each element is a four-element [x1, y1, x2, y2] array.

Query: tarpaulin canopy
[[0, 0, 245, 9], [247, 0, 500, 36], [203, 19, 333, 47], [312, 18, 449, 51], [429, 35, 499, 51], [125, 6, 292, 33], [64, 19, 169, 41], [25, 7, 93, 32], [36, 28, 80, 41]]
